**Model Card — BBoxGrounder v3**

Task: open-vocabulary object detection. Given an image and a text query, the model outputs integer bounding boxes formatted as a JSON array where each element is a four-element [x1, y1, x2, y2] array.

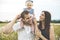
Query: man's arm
[[0, 15, 20, 34]]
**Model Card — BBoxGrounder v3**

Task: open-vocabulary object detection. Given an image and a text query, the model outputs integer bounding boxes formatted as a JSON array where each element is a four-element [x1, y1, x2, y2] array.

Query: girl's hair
[[38, 11, 51, 39], [26, 0, 33, 3], [21, 11, 29, 19], [25, 0, 33, 6]]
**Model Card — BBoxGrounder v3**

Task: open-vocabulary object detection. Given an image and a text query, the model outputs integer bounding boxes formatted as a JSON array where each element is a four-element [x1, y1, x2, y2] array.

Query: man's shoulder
[[15, 22, 20, 25]]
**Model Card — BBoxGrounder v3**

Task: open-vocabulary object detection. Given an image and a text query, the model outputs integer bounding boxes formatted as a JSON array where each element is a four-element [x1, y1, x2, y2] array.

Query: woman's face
[[40, 12, 45, 21]]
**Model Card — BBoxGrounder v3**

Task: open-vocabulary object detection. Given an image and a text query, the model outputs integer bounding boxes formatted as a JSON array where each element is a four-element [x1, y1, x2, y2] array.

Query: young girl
[[24, 0, 34, 17]]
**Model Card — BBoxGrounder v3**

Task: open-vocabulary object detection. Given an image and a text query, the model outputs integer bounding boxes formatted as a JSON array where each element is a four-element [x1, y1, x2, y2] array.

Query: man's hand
[[15, 14, 21, 20], [0, 14, 21, 34]]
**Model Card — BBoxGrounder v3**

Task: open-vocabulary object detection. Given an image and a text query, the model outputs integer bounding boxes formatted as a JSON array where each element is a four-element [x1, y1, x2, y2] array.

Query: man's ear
[[22, 19, 25, 22]]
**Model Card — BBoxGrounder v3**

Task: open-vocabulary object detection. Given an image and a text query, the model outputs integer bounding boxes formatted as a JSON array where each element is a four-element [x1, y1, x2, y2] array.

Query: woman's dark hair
[[42, 11, 51, 26], [38, 11, 51, 29], [21, 11, 29, 19], [38, 11, 51, 39]]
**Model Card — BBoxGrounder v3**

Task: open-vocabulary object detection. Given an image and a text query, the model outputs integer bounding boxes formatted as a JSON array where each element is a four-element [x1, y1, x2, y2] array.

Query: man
[[0, 11, 35, 40]]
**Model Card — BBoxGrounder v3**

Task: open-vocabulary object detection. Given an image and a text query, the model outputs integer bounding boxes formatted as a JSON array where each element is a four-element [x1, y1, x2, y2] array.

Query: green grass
[[0, 23, 8, 27], [54, 25, 60, 36], [0, 23, 18, 40], [0, 32, 18, 40], [53, 24, 60, 40], [0, 23, 60, 40]]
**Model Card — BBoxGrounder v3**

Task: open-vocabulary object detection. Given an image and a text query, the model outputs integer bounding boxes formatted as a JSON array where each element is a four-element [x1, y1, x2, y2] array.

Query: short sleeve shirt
[[24, 8, 34, 14]]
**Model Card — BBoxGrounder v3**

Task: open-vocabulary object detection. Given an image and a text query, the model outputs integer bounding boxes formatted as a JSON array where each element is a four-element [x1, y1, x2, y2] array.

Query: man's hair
[[21, 11, 29, 19]]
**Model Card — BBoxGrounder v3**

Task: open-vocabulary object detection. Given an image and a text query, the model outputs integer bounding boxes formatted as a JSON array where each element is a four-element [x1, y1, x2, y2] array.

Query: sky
[[0, 0, 60, 21]]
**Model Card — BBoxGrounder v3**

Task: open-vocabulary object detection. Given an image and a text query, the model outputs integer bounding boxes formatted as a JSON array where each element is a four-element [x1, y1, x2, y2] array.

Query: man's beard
[[23, 21, 31, 26]]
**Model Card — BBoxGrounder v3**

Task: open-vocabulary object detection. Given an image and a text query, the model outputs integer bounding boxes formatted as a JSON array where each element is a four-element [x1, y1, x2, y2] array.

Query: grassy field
[[52, 23, 60, 40], [0, 23, 60, 40], [0, 23, 8, 27], [0, 23, 18, 40]]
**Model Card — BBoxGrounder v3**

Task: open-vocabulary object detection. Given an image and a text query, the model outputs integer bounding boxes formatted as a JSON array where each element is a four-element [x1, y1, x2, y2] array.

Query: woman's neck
[[42, 21, 45, 29]]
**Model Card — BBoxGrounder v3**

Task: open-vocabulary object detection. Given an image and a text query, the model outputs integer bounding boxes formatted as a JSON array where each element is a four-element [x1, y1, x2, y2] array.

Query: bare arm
[[50, 26, 55, 40], [33, 18, 47, 40], [0, 15, 20, 33], [35, 25, 47, 40]]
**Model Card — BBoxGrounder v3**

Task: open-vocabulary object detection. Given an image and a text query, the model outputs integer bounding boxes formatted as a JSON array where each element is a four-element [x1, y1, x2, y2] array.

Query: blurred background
[[0, 0, 60, 40]]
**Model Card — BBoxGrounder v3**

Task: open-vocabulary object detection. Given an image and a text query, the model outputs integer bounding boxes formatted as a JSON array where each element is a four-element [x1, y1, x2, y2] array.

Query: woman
[[38, 11, 55, 40]]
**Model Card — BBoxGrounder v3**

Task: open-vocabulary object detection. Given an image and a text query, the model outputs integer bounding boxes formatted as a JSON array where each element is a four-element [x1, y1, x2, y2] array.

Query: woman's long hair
[[38, 11, 51, 39]]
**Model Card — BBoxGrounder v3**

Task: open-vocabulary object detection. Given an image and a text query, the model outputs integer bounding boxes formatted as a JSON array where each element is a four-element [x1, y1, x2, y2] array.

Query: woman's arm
[[33, 18, 47, 40], [35, 25, 47, 40], [0, 15, 20, 34], [50, 26, 55, 40]]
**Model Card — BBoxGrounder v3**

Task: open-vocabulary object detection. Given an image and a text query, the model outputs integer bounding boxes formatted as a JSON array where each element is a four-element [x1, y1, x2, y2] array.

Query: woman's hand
[[36, 30, 48, 40], [34, 23, 48, 40]]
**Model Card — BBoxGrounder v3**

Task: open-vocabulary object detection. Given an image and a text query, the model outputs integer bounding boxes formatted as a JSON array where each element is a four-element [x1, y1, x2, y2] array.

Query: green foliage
[[51, 20, 60, 23]]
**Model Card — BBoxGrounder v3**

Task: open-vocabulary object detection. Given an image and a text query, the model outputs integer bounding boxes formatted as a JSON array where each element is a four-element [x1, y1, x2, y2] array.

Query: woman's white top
[[13, 22, 34, 40]]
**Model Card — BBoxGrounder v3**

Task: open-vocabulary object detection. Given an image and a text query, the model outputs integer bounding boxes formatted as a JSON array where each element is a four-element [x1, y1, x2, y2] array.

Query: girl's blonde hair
[[25, 1, 33, 6]]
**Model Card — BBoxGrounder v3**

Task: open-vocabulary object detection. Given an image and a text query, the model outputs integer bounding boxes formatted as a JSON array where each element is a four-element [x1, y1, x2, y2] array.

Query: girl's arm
[[0, 15, 20, 34], [50, 26, 55, 40]]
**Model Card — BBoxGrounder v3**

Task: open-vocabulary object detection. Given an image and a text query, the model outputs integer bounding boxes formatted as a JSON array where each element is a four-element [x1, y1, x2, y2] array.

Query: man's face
[[24, 13, 31, 22]]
